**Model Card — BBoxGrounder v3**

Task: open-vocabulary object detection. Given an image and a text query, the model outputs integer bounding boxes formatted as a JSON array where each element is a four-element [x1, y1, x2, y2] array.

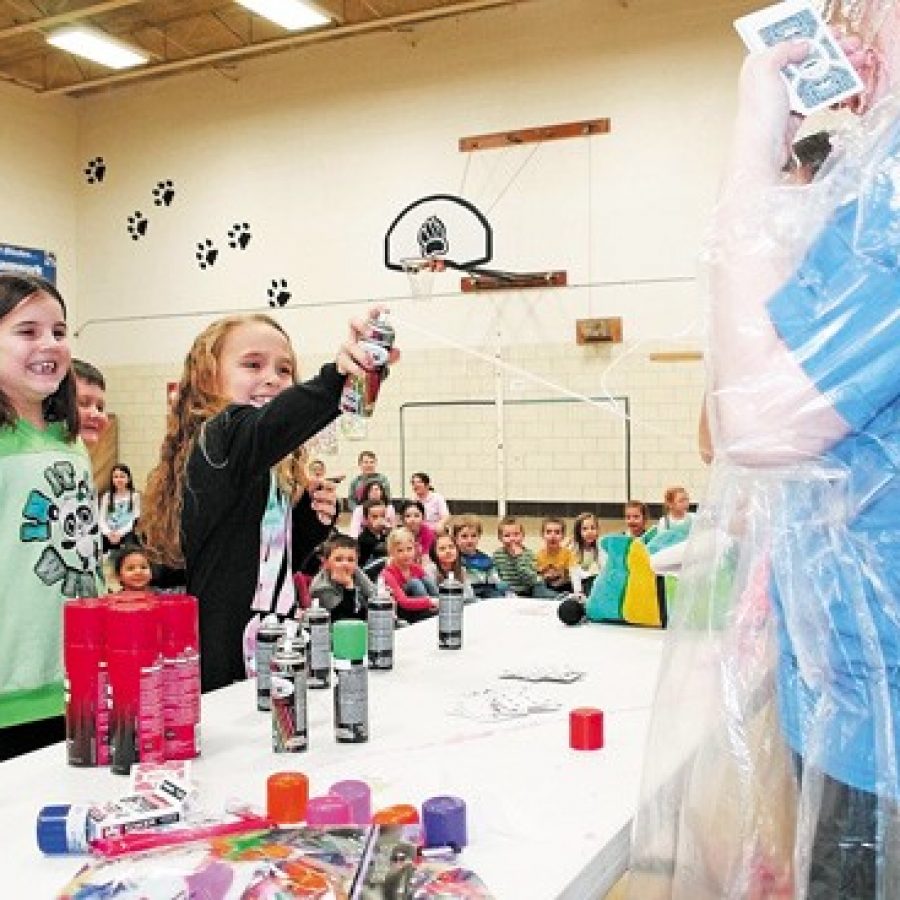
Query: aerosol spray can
[[256, 615, 285, 712], [305, 601, 331, 689], [332, 620, 368, 744], [159, 594, 200, 760], [106, 599, 164, 775], [438, 574, 465, 650], [63, 598, 110, 767], [339, 312, 395, 417], [271, 634, 308, 753], [367, 583, 394, 671]]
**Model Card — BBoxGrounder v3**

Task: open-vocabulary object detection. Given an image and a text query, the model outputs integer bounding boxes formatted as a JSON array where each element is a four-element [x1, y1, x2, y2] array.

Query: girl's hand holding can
[[336, 306, 400, 377]]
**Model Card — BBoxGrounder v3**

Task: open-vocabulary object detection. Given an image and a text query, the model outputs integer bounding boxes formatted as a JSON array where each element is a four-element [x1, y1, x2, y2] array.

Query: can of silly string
[[367, 587, 394, 671], [332, 620, 368, 744], [339, 313, 395, 417], [305, 602, 331, 690], [271, 638, 308, 753], [255, 615, 285, 712], [438, 574, 465, 650]]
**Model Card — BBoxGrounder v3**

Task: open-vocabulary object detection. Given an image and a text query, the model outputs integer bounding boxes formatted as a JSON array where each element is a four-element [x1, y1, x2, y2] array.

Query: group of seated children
[[305, 450, 696, 633]]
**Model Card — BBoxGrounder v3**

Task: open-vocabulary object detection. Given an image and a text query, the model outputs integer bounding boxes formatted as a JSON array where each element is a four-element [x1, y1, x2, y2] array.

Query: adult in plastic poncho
[[627, 4, 900, 898]]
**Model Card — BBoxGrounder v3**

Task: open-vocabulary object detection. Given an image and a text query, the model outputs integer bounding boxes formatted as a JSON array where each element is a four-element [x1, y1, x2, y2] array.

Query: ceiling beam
[[41, 0, 538, 96], [0, 0, 143, 41]]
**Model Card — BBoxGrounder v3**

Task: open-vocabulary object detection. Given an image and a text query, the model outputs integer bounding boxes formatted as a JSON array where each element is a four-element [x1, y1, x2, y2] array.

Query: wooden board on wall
[[89, 413, 118, 495]]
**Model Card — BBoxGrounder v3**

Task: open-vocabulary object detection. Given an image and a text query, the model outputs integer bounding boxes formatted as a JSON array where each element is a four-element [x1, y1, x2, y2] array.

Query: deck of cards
[[735, 0, 864, 115]]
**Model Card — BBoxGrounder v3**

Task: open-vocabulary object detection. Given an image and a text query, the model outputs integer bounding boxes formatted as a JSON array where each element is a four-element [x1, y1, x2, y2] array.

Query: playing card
[[734, 0, 864, 115]]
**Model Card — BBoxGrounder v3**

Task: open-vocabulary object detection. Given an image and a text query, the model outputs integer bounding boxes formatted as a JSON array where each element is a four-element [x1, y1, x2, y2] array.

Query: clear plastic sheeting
[[627, 22, 900, 900]]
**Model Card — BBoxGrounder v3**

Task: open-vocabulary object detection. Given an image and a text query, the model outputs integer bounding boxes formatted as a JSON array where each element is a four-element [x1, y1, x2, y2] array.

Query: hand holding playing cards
[[735, 39, 811, 174]]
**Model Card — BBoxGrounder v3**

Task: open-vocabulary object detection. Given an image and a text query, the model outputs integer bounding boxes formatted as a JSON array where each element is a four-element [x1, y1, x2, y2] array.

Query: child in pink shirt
[[380, 527, 438, 624]]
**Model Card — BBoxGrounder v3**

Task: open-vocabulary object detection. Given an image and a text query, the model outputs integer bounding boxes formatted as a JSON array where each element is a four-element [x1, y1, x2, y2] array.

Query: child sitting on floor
[[535, 516, 577, 593], [453, 514, 508, 599], [309, 534, 375, 622], [492, 515, 557, 599], [400, 499, 435, 563], [380, 527, 439, 624], [357, 497, 391, 578], [569, 512, 603, 596], [113, 543, 153, 594], [348, 478, 396, 537], [428, 530, 476, 603]]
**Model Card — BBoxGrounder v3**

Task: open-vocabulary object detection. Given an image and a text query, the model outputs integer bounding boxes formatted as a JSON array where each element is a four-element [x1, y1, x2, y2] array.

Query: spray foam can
[[305, 601, 331, 689], [438, 574, 465, 650], [255, 615, 285, 712], [63, 598, 110, 767], [367, 585, 395, 671], [106, 599, 164, 775], [271, 635, 308, 753], [159, 594, 201, 759], [332, 620, 368, 743], [339, 312, 395, 417]]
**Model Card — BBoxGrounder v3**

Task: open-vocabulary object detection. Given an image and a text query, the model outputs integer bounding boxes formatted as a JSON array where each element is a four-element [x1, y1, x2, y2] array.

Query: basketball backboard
[[384, 193, 493, 273]]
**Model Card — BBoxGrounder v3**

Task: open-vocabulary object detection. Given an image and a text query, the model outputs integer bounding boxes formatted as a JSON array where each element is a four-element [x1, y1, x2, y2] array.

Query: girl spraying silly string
[[0, 273, 103, 761], [142, 309, 398, 692]]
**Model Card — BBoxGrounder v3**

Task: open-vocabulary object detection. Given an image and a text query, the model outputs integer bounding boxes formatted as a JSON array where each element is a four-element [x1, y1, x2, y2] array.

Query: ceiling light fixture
[[46, 26, 148, 70], [235, 0, 331, 31]]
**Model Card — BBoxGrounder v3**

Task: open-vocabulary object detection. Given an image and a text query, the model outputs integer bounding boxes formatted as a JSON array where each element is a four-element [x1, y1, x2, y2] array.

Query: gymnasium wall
[[0, 83, 79, 306], [2, 0, 758, 510]]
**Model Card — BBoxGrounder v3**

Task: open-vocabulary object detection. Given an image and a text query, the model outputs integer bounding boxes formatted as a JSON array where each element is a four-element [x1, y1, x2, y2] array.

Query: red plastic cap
[[63, 598, 107, 648], [569, 706, 604, 750], [104, 599, 161, 653]]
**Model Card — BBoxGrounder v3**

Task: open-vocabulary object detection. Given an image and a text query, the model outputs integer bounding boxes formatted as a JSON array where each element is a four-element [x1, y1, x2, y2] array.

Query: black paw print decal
[[227, 222, 252, 250], [152, 179, 175, 207], [84, 157, 106, 184], [417, 215, 449, 257], [126, 211, 148, 241], [196, 238, 219, 270], [267, 278, 291, 308]]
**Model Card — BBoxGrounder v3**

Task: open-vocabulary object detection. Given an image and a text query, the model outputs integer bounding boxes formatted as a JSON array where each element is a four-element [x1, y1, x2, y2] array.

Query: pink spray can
[[63, 598, 110, 767], [159, 594, 201, 760]]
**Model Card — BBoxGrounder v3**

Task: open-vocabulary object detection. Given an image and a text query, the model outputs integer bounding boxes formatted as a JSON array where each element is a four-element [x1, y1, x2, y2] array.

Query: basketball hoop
[[401, 256, 445, 300]]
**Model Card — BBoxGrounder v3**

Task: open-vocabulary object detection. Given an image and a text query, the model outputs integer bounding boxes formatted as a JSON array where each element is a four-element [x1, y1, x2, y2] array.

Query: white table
[[0, 599, 664, 898]]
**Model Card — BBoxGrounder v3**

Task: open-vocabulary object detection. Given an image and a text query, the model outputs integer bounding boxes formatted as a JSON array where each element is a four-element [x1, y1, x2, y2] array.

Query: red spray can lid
[[158, 594, 199, 653], [63, 598, 107, 649], [105, 599, 161, 657]]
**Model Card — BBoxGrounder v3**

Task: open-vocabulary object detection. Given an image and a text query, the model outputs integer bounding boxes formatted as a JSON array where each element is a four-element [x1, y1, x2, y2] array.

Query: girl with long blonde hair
[[142, 310, 393, 691]]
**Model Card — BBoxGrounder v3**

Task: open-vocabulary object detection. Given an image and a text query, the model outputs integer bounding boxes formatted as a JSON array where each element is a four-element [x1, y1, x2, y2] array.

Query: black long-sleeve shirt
[[181, 364, 343, 692]]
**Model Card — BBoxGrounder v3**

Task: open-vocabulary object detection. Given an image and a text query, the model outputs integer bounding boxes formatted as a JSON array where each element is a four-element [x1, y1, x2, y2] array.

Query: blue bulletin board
[[0, 243, 57, 283]]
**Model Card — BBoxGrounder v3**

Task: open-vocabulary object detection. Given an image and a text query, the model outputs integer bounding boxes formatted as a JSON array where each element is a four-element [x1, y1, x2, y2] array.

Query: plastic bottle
[[332, 620, 368, 743], [305, 600, 331, 689], [339, 312, 395, 417], [438, 574, 465, 650], [367, 582, 394, 671], [255, 614, 286, 712]]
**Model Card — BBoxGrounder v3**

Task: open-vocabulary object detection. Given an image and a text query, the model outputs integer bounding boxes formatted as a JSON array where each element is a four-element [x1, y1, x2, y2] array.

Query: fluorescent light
[[47, 26, 148, 70], [236, 0, 330, 31]]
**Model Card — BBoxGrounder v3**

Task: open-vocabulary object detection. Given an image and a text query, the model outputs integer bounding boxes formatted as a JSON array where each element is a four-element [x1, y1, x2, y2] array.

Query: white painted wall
[[2, 0, 758, 509], [0, 82, 79, 312]]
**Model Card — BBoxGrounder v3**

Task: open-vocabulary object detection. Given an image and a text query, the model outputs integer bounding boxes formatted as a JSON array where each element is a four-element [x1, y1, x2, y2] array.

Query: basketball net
[[401, 257, 444, 300]]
